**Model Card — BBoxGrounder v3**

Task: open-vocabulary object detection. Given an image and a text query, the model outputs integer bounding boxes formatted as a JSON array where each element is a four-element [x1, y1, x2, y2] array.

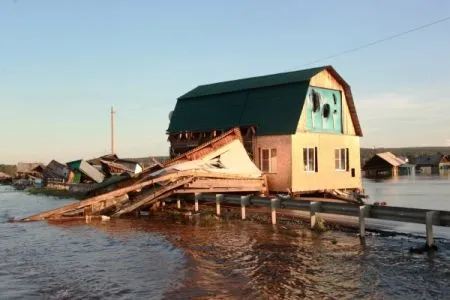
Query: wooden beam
[[173, 187, 261, 194], [112, 177, 194, 217], [20, 172, 192, 221]]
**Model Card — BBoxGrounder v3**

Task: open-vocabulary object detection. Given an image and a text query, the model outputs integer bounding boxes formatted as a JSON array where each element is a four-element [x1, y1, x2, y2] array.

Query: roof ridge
[[196, 66, 329, 89], [178, 66, 328, 100]]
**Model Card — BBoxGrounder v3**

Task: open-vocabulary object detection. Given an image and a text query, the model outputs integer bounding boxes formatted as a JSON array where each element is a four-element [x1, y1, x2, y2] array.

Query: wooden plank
[[20, 172, 192, 221], [112, 177, 194, 217], [187, 179, 263, 189], [174, 187, 262, 194]]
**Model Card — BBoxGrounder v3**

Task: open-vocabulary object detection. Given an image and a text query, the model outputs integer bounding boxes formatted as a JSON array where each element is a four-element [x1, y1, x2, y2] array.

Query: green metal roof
[[179, 66, 326, 99], [168, 66, 345, 136]]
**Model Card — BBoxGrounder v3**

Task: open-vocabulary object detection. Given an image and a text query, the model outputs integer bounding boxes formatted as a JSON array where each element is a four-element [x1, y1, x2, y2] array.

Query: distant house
[[0, 171, 12, 184], [100, 159, 142, 176], [439, 155, 450, 175], [167, 65, 363, 194], [87, 154, 119, 166], [415, 154, 443, 175], [16, 162, 44, 179], [115, 159, 143, 174], [66, 159, 105, 184], [43, 160, 69, 183], [363, 152, 414, 177]]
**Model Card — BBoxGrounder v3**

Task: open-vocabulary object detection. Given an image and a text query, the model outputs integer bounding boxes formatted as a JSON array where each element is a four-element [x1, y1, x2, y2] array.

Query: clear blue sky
[[1, 0, 450, 164]]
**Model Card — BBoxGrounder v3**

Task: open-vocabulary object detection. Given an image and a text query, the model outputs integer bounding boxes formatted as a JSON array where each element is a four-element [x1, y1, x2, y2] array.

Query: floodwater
[[1, 177, 450, 299]]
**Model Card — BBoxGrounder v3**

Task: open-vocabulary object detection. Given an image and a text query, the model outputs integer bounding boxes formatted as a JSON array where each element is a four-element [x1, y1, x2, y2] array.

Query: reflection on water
[[1, 184, 450, 299], [363, 175, 450, 210]]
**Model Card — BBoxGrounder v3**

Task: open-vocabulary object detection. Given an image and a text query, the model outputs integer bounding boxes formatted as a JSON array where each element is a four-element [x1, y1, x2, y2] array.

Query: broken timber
[[20, 128, 267, 222]]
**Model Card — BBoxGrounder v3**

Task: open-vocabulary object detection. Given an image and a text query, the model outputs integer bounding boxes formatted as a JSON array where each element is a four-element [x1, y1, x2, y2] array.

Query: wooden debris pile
[[20, 128, 268, 222]]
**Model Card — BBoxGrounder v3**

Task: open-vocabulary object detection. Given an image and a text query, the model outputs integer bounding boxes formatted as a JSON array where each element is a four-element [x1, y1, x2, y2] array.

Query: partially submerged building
[[167, 65, 363, 194], [416, 154, 446, 175], [0, 171, 12, 184], [43, 160, 69, 183], [363, 152, 414, 177], [16, 162, 44, 179], [439, 155, 450, 175]]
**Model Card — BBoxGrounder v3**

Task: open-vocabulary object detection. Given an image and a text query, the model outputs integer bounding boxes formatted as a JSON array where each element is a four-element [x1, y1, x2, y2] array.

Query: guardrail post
[[216, 194, 223, 216], [194, 193, 201, 212], [177, 197, 181, 209], [271, 198, 280, 225], [359, 205, 366, 239], [310, 202, 321, 229], [426, 211, 437, 247], [241, 196, 250, 220]]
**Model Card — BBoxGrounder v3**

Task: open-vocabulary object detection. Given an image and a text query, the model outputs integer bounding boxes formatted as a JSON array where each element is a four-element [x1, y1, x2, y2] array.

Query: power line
[[299, 15, 450, 67]]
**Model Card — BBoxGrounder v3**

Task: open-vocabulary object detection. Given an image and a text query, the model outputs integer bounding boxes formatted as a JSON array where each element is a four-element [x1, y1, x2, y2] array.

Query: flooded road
[[1, 178, 450, 299]]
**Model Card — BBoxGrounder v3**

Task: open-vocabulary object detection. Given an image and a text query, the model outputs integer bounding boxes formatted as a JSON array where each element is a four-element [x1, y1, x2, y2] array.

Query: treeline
[[361, 147, 450, 165], [0, 165, 17, 176]]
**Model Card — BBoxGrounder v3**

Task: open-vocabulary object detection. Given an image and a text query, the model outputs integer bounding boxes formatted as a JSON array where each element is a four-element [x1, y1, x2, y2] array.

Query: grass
[[27, 188, 85, 199]]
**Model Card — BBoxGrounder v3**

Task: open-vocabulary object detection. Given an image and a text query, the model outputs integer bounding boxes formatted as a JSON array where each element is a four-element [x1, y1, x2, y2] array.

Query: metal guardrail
[[168, 193, 450, 247]]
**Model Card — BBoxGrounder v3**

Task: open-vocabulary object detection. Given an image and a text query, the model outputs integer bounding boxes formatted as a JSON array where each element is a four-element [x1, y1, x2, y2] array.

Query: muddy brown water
[[1, 177, 450, 299]]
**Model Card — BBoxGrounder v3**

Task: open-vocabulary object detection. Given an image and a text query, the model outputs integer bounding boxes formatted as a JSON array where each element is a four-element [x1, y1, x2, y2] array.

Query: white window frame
[[303, 147, 316, 172], [260, 148, 277, 173], [335, 148, 348, 171]]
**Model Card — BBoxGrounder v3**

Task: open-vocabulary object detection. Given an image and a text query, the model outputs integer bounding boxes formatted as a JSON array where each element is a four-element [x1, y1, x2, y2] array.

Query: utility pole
[[111, 105, 116, 154]]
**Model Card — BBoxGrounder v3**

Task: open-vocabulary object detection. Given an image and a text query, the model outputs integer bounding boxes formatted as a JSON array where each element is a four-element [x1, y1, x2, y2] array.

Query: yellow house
[[167, 66, 363, 195]]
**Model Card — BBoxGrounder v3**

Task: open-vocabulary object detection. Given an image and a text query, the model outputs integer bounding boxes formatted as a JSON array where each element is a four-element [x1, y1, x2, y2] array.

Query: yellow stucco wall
[[291, 132, 362, 192], [253, 135, 292, 192], [292, 69, 361, 192], [252, 69, 362, 193]]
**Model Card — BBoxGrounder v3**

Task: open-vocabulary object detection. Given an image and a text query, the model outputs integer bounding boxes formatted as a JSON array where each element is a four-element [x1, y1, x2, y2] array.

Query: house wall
[[292, 69, 361, 192], [291, 132, 361, 192], [253, 135, 292, 192]]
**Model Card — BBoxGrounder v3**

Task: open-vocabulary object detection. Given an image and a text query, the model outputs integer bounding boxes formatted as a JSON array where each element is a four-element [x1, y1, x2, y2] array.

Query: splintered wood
[[20, 128, 268, 222]]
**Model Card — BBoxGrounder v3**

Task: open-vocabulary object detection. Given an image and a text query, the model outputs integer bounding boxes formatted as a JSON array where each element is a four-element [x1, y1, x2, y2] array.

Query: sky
[[1, 0, 450, 164]]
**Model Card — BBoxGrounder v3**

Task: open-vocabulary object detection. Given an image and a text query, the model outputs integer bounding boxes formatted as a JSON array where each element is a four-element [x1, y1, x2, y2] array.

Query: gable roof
[[376, 152, 407, 167], [168, 66, 362, 136], [17, 162, 43, 173]]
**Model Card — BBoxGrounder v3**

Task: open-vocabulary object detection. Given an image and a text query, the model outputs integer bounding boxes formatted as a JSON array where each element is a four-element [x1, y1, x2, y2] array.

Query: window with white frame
[[260, 148, 277, 173], [335, 148, 348, 171], [303, 147, 317, 172]]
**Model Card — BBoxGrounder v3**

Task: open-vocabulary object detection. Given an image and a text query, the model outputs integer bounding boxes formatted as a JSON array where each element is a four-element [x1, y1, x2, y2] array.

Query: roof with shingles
[[168, 66, 362, 136]]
